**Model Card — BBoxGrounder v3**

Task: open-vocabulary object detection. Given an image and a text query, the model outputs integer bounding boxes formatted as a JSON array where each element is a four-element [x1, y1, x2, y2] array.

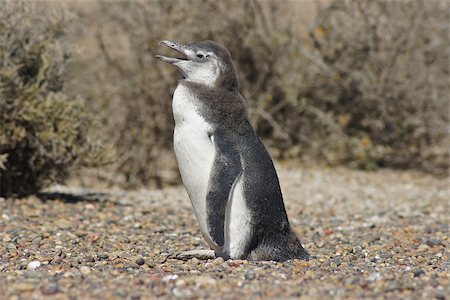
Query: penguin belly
[[172, 85, 219, 251]]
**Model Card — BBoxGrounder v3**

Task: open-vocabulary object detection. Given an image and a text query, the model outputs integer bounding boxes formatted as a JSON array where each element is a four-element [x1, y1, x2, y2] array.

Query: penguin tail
[[286, 229, 310, 260]]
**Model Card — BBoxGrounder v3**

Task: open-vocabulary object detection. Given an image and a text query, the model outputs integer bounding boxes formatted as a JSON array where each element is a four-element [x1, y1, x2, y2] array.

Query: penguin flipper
[[206, 130, 242, 248]]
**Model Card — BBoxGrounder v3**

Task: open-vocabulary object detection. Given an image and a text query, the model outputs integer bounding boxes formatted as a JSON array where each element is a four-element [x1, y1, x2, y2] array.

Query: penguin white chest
[[172, 84, 217, 248]]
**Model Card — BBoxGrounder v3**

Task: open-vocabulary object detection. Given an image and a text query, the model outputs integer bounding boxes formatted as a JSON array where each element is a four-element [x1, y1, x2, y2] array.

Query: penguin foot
[[175, 249, 216, 261]]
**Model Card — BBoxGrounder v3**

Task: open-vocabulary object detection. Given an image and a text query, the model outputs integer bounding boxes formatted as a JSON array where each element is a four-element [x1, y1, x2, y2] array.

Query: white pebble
[[194, 276, 217, 287], [80, 266, 91, 275], [27, 261, 41, 270], [367, 272, 382, 281], [163, 274, 178, 281]]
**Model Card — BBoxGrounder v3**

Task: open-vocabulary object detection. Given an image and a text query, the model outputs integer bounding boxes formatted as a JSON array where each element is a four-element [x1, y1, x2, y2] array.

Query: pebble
[[98, 253, 109, 260], [331, 258, 342, 268], [13, 282, 35, 291], [413, 269, 425, 277], [244, 272, 256, 280], [41, 283, 61, 295], [426, 238, 442, 247], [212, 257, 224, 266], [0, 167, 447, 299], [190, 257, 200, 265], [417, 244, 429, 252], [163, 274, 178, 281], [84, 256, 95, 263], [316, 240, 325, 248], [80, 266, 91, 275], [135, 257, 145, 266], [194, 276, 217, 287], [367, 272, 382, 281], [27, 261, 41, 270], [175, 279, 186, 287], [3, 234, 12, 242]]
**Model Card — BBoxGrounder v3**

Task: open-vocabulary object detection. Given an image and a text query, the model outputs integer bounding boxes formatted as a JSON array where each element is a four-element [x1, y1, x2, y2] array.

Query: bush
[[294, 0, 449, 173], [70, 0, 305, 188], [0, 2, 105, 196], [69, 0, 448, 188]]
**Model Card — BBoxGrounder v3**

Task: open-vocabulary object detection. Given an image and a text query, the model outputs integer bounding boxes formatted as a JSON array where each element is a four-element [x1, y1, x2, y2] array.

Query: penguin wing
[[206, 130, 242, 248]]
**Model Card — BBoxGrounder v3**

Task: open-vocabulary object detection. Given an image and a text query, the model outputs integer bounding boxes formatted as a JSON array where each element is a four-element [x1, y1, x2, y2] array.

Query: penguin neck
[[180, 70, 239, 94], [179, 80, 236, 97], [217, 66, 239, 92]]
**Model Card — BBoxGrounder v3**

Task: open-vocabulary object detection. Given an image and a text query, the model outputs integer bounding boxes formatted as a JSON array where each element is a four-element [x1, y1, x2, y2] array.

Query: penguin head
[[156, 40, 238, 90]]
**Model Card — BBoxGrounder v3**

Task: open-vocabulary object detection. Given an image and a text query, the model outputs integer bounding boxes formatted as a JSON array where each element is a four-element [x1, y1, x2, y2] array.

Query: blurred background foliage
[[0, 1, 108, 196], [1, 0, 448, 194]]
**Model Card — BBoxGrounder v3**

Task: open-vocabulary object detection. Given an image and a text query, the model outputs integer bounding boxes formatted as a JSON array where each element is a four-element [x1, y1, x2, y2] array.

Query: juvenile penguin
[[156, 40, 309, 261]]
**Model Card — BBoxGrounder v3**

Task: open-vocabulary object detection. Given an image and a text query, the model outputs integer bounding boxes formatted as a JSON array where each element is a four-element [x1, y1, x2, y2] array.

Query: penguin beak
[[155, 40, 190, 64]]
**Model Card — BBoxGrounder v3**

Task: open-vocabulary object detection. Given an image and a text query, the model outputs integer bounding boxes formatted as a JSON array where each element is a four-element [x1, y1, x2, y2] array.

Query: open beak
[[155, 40, 189, 64]]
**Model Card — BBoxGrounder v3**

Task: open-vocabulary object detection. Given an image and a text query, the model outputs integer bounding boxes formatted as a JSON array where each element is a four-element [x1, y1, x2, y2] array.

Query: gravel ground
[[0, 166, 448, 299]]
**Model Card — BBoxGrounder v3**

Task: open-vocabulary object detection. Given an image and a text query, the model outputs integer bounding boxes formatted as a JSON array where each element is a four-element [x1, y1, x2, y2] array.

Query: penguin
[[156, 40, 309, 261]]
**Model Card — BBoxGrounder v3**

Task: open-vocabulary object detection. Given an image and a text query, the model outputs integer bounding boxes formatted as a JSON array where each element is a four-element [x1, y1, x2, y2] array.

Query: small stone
[[331, 258, 341, 268], [367, 272, 382, 281], [172, 287, 192, 298], [244, 272, 256, 280], [41, 283, 60, 295], [386, 281, 401, 291], [190, 257, 200, 265], [14, 282, 35, 291], [228, 260, 245, 267], [116, 289, 128, 297], [3, 234, 12, 242], [345, 276, 360, 285], [84, 256, 95, 263], [80, 266, 91, 275], [135, 257, 145, 266], [413, 269, 425, 277], [436, 291, 446, 300], [130, 293, 141, 300], [194, 276, 217, 287], [305, 270, 315, 278], [63, 272, 74, 278], [163, 274, 178, 281], [212, 257, 224, 266], [27, 261, 41, 270], [98, 253, 109, 260], [426, 238, 442, 247], [316, 241, 325, 248], [175, 279, 186, 287], [347, 254, 358, 262], [417, 244, 429, 252]]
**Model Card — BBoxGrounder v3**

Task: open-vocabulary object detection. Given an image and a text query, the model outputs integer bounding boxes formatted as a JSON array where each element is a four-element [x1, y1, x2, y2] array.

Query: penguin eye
[[196, 53, 204, 58]]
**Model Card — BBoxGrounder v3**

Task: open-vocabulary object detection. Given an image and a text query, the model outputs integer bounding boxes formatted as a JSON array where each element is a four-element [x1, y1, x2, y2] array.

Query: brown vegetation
[[75, 0, 447, 187], [297, 0, 449, 172], [0, 2, 106, 196], [1, 0, 448, 192]]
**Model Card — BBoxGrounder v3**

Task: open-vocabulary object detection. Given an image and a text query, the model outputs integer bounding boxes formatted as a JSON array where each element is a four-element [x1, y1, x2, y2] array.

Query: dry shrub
[[0, 2, 106, 196], [72, 0, 302, 188], [71, 0, 448, 188], [296, 0, 449, 173]]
